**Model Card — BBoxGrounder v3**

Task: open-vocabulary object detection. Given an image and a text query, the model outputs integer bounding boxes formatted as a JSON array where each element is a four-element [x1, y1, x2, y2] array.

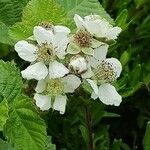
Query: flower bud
[[69, 55, 88, 74]]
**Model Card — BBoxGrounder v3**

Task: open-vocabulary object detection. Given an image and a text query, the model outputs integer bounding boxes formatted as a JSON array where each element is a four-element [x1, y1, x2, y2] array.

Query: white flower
[[86, 57, 122, 106], [69, 55, 88, 74], [74, 14, 122, 40], [67, 16, 103, 56], [87, 80, 122, 106], [34, 75, 81, 114], [15, 25, 70, 80], [81, 43, 109, 78]]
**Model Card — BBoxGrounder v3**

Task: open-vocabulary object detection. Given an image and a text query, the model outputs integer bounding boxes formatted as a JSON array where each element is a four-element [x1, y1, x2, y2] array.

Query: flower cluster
[[15, 14, 122, 114]]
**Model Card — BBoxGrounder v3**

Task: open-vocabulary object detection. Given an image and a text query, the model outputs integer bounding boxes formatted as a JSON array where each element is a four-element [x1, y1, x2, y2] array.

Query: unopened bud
[[69, 55, 88, 74]]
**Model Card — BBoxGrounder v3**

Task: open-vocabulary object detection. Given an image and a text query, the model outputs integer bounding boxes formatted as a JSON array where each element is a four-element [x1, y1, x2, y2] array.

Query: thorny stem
[[85, 106, 94, 150]]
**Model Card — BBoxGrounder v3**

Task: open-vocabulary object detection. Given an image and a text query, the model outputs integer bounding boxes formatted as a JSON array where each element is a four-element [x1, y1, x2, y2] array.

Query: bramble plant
[[0, 0, 150, 150]]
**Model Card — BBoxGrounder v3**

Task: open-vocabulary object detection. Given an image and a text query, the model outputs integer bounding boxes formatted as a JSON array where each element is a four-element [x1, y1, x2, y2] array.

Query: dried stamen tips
[[94, 60, 117, 84], [37, 44, 55, 64], [73, 29, 92, 48]]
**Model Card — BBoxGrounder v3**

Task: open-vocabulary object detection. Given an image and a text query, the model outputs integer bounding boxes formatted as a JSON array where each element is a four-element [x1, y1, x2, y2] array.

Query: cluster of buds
[[15, 14, 122, 114]]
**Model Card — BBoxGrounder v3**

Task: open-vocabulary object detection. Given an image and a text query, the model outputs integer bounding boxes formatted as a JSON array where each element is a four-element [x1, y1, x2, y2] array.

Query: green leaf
[[134, 0, 144, 8], [57, 0, 114, 29], [82, 80, 93, 94], [143, 73, 150, 86], [93, 125, 109, 150], [111, 139, 131, 150], [0, 100, 9, 131], [4, 95, 47, 150], [115, 9, 128, 29], [9, 0, 66, 41], [0, 60, 23, 101], [0, 139, 15, 150], [79, 125, 89, 144], [45, 136, 56, 150], [0, 0, 29, 26], [129, 64, 141, 86], [0, 21, 13, 45], [120, 51, 130, 66], [143, 121, 150, 150]]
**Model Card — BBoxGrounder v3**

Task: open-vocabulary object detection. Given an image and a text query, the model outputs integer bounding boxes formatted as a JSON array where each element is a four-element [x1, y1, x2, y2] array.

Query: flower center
[[39, 21, 54, 31], [73, 30, 92, 48], [37, 44, 55, 64], [93, 60, 117, 84], [45, 79, 64, 97]]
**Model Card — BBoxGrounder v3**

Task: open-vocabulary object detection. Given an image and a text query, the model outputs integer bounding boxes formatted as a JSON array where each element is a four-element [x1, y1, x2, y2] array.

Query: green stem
[[85, 106, 93, 150]]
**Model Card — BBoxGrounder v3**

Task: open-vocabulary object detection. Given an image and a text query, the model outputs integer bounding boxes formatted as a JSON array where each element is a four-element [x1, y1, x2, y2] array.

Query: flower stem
[[85, 106, 94, 150]]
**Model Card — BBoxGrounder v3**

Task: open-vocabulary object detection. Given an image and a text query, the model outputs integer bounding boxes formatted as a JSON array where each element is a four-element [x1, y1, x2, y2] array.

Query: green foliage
[[45, 136, 56, 150], [0, 60, 23, 101], [0, 0, 150, 149], [0, 0, 29, 26], [79, 125, 89, 144], [134, 0, 145, 8], [0, 139, 15, 150], [0, 100, 9, 131], [115, 9, 128, 29], [143, 122, 150, 150], [57, 0, 114, 29], [9, 0, 115, 41], [120, 51, 130, 66], [111, 139, 131, 150], [93, 125, 109, 150], [0, 22, 13, 45], [9, 0, 66, 41], [4, 94, 47, 150]]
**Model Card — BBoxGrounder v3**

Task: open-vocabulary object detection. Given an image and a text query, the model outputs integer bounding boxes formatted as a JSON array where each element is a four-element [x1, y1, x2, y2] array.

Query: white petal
[[63, 75, 81, 93], [87, 56, 100, 69], [53, 33, 69, 59], [81, 67, 94, 79], [54, 25, 70, 34], [49, 61, 69, 79], [91, 39, 103, 49], [105, 58, 122, 78], [84, 20, 101, 36], [86, 79, 98, 95], [34, 93, 51, 111], [74, 14, 85, 29], [91, 92, 98, 100], [35, 79, 47, 93], [84, 15, 101, 21], [53, 95, 67, 114], [106, 26, 122, 40], [98, 83, 122, 106], [85, 19, 109, 38], [33, 26, 54, 45], [94, 44, 108, 61], [15, 40, 37, 62], [21, 62, 48, 80]]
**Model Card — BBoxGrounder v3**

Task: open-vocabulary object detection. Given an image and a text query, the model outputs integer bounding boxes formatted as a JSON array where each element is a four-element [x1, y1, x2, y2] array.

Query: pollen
[[73, 29, 92, 48], [93, 60, 117, 84], [37, 44, 55, 64], [45, 79, 64, 97], [39, 21, 54, 31]]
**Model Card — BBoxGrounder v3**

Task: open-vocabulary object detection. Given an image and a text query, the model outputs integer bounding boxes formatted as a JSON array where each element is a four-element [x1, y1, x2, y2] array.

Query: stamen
[[45, 79, 64, 97], [73, 29, 92, 48], [37, 44, 55, 64], [93, 60, 117, 84], [39, 21, 54, 31]]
